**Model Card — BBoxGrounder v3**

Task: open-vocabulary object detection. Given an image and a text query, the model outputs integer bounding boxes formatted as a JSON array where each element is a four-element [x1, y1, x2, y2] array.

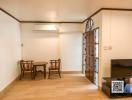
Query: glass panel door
[[83, 27, 99, 86], [94, 28, 99, 86]]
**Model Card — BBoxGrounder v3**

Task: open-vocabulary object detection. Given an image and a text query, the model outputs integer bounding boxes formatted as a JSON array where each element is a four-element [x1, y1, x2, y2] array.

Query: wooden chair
[[48, 59, 61, 79], [19, 60, 34, 80]]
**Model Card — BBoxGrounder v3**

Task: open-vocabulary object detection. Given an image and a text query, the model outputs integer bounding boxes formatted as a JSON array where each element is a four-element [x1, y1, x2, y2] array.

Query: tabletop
[[33, 62, 48, 66]]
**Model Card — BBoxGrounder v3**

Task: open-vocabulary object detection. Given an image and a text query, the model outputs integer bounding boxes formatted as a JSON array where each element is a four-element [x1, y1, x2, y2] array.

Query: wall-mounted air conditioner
[[33, 24, 58, 32]]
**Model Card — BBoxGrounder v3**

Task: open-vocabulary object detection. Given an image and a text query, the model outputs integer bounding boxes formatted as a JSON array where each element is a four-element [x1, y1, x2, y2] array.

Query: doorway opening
[[82, 27, 99, 86]]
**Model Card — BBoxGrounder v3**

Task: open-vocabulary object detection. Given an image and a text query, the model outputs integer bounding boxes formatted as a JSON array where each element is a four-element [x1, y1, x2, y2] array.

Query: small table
[[33, 62, 48, 79]]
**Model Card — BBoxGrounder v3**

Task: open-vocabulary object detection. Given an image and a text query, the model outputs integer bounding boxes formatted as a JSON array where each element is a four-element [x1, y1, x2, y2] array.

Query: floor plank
[[1, 74, 132, 100]]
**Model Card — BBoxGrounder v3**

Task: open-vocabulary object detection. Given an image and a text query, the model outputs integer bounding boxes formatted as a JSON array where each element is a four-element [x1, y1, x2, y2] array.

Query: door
[[85, 28, 99, 85], [85, 31, 94, 83]]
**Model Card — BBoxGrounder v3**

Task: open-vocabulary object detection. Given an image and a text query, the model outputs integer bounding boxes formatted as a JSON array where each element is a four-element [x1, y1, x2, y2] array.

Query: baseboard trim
[[62, 71, 82, 74], [0, 76, 19, 99], [37, 71, 82, 74]]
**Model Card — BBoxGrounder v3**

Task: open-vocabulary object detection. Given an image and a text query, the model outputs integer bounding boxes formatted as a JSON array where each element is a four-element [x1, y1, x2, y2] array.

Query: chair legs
[[19, 70, 34, 80], [58, 70, 61, 78], [31, 70, 33, 79], [19, 70, 23, 80], [22, 71, 24, 77], [20, 70, 24, 80], [48, 69, 61, 79]]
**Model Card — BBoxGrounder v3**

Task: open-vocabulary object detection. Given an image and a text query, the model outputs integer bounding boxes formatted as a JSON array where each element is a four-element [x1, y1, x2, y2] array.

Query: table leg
[[33, 66, 36, 79], [43, 65, 46, 79]]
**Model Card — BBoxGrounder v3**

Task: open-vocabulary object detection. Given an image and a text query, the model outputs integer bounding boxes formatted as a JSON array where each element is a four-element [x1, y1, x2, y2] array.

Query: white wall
[[59, 24, 83, 71], [101, 10, 132, 78], [60, 33, 82, 71], [21, 23, 59, 62], [21, 23, 83, 71], [0, 10, 21, 91], [91, 10, 132, 87]]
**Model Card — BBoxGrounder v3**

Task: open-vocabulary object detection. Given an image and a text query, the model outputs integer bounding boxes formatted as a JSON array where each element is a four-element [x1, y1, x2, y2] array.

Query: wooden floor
[[1, 73, 132, 100]]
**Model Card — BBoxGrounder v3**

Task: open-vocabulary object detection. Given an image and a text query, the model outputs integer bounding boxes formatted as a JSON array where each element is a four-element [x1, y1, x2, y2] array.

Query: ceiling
[[0, 0, 132, 22]]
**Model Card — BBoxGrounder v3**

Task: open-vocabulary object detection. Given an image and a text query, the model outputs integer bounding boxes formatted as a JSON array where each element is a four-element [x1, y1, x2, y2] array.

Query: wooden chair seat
[[19, 60, 34, 80], [49, 67, 59, 70], [48, 59, 61, 79]]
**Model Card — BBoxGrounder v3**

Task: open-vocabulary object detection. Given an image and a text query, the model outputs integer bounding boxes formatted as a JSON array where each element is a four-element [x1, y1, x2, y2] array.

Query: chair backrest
[[20, 60, 34, 71], [50, 59, 61, 69]]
